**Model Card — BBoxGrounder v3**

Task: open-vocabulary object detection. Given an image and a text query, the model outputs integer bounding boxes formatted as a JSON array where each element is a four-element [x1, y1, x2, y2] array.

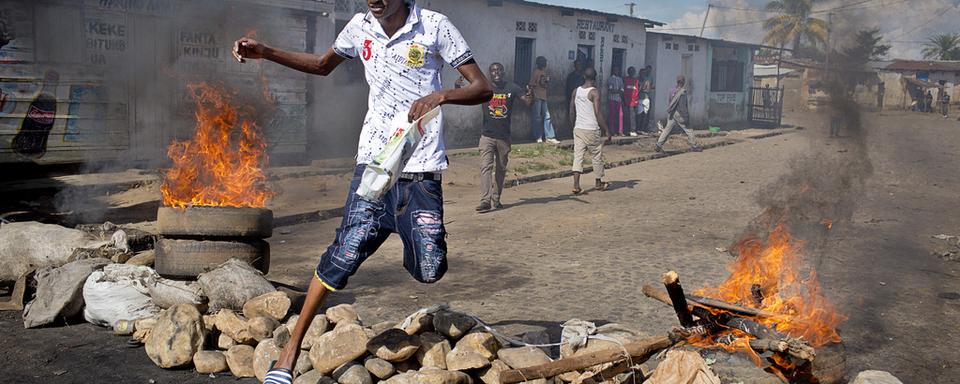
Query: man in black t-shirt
[[473, 62, 531, 212]]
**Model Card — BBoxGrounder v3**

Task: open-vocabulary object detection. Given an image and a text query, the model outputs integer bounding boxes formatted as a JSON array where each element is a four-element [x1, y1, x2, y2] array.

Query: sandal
[[264, 361, 293, 384], [595, 182, 611, 191], [572, 188, 584, 195]]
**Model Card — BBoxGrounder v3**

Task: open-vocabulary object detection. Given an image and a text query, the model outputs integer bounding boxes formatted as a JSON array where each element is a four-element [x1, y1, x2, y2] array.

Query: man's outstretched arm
[[234, 38, 346, 76], [407, 60, 493, 122]]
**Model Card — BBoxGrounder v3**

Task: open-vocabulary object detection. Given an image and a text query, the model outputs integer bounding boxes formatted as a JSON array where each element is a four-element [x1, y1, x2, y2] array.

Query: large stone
[[400, 312, 434, 335], [132, 316, 158, 343], [415, 369, 473, 384], [294, 369, 336, 384], [248, 316, 281, 342], [371, 321, 397, 334], [295, 352, 314, 375], [217, 334, 236, 350], [144, 304, 206, 368], [243, 291, 291, 321], [325, 303, 360, 325], [253, 338, 283, 382], [432, 310, 476, 340], [851, 371, 904, 384], [333, 362, 373, 384], [198, 259, 276, 313], [285, 314, 300, 333], [364, 356, 396, 379], [416, 332, 450, 370], [453, 330, 500, 360], [22, 258, 111, 328], [367, 328, 421, 362], [301, 315, 330, 349], [125, 250, 155, 266], [225, 345, 256, 378], [497, 346, 552, 369], [213, 309, 254, 344], [308, 323, 370, 374], [479, 360, 511, 384], [194, 351, 228, 374], [274, 323, 292, 347], [445, 347, 490, 371]]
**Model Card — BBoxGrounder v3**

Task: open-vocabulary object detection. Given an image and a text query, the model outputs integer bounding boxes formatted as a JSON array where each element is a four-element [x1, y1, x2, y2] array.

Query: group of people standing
[[916, 88, 951, 118], [475, 57, 701, 211]]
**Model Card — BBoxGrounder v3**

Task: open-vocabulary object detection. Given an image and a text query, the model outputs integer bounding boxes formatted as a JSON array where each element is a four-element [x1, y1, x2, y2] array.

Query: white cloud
[[656, 0, 960, 60]]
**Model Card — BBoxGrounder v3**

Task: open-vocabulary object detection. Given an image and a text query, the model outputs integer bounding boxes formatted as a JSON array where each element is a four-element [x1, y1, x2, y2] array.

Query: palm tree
[[762, 0, 829, 54], [921, 33, 960, 60]]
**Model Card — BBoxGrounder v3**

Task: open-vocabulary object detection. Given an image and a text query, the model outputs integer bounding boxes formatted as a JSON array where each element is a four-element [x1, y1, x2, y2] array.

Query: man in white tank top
[[568, 67, 612, 194]]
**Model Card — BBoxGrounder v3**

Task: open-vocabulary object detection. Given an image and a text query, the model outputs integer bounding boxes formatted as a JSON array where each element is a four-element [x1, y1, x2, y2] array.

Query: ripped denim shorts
[[315, 165, 447, 290]]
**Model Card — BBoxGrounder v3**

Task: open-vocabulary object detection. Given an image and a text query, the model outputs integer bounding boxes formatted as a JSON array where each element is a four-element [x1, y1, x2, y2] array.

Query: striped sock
[[263, 367, 293, 384]]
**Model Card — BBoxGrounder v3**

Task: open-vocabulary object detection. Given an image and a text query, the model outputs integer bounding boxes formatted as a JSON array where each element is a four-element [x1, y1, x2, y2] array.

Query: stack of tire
[[155, 206, 272, 279]]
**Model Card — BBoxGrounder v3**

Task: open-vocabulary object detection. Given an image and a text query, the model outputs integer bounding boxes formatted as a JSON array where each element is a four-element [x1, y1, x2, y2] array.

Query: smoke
[[0, 0, 318, 222], [662, 0, 960, 59]]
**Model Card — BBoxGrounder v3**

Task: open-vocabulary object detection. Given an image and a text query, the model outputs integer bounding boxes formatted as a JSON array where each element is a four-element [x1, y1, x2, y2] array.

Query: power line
[[885, 3, 960, 42], [654, 0, 912, 32]]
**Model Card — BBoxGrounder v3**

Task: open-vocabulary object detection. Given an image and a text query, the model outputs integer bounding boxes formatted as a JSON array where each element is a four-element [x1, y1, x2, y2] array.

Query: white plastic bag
[[356, 106, 441, 201], [82, 264, 161, 328]]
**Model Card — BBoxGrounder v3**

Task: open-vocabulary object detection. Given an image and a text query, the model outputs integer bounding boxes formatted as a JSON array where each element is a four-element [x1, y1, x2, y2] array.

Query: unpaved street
[[2, 111, 959, 383]]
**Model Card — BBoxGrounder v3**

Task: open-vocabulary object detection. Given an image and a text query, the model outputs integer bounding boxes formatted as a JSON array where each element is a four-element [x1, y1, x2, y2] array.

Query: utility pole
[[699, 4, 711, 38], [625, 2, 636, 18]]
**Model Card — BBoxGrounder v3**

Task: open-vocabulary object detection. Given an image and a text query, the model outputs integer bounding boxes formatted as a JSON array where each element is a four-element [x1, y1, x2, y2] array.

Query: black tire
[[155, 238, 270, 279], [156, 206, 273, 238]]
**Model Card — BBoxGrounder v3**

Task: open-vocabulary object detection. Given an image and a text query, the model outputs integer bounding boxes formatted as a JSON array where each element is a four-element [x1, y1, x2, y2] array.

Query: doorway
[[514, 37, 535, 86], [612, 48, 626, 74]]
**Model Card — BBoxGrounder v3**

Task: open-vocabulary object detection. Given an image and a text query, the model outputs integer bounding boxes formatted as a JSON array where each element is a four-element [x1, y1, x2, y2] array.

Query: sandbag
[[198, 259, 275, 313], [82, 264, 161, 327], [647, 349, 721, 384], [22, 258, 112, 328], [147, 275, 207, 309], [0, 222, 97, 283]]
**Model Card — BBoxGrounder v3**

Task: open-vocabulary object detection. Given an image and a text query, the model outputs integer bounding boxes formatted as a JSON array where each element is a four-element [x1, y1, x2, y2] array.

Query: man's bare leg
[[274, 276, 329, 370], [572, 172, 582, 194]]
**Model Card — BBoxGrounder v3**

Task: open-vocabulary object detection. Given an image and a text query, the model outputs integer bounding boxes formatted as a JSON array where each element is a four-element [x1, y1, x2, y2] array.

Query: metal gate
[[748, 86, 783, 127]]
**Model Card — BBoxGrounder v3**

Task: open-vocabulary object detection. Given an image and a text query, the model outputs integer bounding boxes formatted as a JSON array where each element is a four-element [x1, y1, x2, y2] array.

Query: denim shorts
[[315, 165, 448, 291]]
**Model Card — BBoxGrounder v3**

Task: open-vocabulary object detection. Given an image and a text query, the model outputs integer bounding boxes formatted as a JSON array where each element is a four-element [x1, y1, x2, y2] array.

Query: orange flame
[[697, 223, 845, 346], [160, 83, 272, 208]]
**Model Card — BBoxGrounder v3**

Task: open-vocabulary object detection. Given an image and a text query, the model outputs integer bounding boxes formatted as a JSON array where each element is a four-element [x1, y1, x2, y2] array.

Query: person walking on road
[[530, 56, 560, 144], [474, 62, 531, 212], [655, 76, 702, 153], [233, 1, 493, 383], [569, 67, 612, 195]]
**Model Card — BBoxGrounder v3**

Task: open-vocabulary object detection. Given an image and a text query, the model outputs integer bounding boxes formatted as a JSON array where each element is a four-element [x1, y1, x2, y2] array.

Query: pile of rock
[[132, 292, 566, 384]]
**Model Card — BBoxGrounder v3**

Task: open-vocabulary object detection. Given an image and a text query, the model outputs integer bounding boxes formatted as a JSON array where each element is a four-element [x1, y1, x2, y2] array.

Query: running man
[[233, 1, 493, 382]]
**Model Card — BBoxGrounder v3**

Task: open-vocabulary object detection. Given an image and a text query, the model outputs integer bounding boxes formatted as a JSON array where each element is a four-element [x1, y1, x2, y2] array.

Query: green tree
[[842, 28, 890, 67], [763, 0, 829, 56], [921, 33, 960, 60]]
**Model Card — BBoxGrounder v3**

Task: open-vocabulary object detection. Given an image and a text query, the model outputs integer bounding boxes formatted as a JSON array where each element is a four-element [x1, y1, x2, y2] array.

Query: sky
[[530, 0, 960, 59]]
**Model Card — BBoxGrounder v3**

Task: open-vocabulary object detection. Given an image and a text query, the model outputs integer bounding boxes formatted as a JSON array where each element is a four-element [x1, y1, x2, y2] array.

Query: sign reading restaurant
[[577, 19, 615, 33]]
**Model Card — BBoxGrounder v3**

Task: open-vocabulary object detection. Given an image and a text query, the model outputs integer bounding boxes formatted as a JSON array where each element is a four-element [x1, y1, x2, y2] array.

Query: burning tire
[[811, 342, 847, 384], [155, 238, 269, 279], [157, 206, 273, 238]]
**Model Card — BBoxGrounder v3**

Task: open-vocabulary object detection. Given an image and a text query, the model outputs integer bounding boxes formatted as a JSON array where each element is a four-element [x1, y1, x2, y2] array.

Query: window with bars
[[711, 60, 744, 92]]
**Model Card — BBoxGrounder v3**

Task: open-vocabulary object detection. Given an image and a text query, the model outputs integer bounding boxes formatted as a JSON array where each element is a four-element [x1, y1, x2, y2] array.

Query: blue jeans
[[315, 165, 447, 290], [531, 98, 556, 140]]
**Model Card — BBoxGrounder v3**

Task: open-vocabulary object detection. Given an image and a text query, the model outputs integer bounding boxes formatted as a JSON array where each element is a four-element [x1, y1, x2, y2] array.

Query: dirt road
[[2, 110, 958, 383]]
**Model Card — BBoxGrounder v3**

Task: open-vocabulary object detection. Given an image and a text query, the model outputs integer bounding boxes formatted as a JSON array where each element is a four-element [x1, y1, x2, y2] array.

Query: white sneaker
[[629, 132, 638, 137], [536, 138, 543, 143], [546, 138, 560, 144]]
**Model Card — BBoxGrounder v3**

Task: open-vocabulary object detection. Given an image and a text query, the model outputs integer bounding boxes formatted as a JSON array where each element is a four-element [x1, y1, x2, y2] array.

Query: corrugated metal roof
[[885, 59, 960, 72]]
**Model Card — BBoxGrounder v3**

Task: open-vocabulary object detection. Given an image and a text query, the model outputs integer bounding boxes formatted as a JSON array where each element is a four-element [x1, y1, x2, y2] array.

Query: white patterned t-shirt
[[333, 4, 474, 172]]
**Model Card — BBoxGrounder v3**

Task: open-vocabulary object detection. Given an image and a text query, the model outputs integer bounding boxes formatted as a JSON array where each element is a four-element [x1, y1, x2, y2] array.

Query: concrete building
[[644, 32, 759, 128], [0, 0, 332, 165]]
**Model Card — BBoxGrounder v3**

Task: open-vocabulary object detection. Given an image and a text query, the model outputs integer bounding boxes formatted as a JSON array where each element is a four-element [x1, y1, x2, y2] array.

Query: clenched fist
[[233, 37, 267, 63]]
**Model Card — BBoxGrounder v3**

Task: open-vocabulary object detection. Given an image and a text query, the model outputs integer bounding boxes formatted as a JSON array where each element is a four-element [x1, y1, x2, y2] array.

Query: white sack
[[82, 264, 161, 327]]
